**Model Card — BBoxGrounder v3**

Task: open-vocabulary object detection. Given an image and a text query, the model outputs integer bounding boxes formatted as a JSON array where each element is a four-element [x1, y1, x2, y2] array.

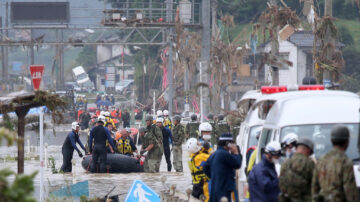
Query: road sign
[[125, 179, 160, 202], [30, 65, 44, 90]]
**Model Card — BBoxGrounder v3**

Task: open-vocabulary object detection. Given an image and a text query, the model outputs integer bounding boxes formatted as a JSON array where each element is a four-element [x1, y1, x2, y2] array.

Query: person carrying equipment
[[60, 122, 87, 173], [163, 110, 172, 129], [88, 116, 116, 173]]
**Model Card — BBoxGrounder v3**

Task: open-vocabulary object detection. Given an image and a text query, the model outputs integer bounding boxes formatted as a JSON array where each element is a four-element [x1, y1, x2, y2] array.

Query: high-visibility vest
[[188, 149, 210, 184], [117, 138, 132, 155]]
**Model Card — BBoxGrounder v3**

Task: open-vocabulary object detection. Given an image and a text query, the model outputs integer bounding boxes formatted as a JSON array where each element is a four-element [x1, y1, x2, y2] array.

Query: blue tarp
[[50, 180, 89, 198]]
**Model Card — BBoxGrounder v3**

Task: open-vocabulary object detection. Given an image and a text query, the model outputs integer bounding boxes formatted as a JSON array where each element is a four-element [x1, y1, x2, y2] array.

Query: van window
[[248, 125, 262, 148], [280, 124, 360, 160], [258, 100, 276, 120], [259, 128, 273, 150]]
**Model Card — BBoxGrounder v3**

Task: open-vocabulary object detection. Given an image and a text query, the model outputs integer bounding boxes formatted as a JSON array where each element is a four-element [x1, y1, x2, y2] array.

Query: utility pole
[[30, 29, 34, 65], [199, 0, 211, 121], [323, 0, 333, 82], [1, 16, 5, 82], [269, 0, 280, 85], [166, 0, 174, 116], [211, 0, 217, 39]]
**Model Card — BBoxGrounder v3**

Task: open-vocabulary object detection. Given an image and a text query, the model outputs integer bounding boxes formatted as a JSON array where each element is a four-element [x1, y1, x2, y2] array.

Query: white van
[[256, 90, 360, 188], [72, 66, 90, 85]]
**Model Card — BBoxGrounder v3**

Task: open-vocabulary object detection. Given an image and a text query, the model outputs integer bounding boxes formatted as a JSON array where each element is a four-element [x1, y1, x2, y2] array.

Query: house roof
[[260, 30, 344, 49]]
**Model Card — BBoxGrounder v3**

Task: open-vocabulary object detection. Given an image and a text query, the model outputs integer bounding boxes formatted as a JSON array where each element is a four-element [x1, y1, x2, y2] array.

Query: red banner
[[30, 65, 44, 90]]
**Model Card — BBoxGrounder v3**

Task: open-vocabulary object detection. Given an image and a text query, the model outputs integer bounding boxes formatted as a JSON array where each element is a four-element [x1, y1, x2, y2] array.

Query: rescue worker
[[312, 125, 359, 202], [207, 113, 217, 146], [106, 122, 117, 153], [216, 114, 230, 139], [79, 111, 91, 130], [156, 117, 173, 171], [77, 108, 84, 122], [122, 109, 131, 128], [60, 122, 87, 173], [186, 138, 212, 201], [89, 114, 98, 128], [82, 95, 88, 111], [154, 110, 163, 124], [88, 116, 116, 173], [110, 94, 115, 104], [104, 111, 116, 130], [140, 115, 163, 173], [163, 110, 172, 129], [199, 122, 213, 147], [117, 129, 137, 156], [245, 130, 261, 176], [248, 141, 282, 202], [281, 133, 298, 159], [185, 114, 200, 140], [204, 133, 242, 202], [279, 137, 315, 202], [172, 115, 185, 172]]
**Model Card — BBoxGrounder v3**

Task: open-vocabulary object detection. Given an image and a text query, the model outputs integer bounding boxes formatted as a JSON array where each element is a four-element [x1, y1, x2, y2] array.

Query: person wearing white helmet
[[281, 133, 298, 159], [156, 117, 173, 172], [199, 122, 213, 147], [156, 110, 163, 118], [186, 137, 212, 201], [248, 141, 281, 202], [104, 111, 116, 130], [88, 115, 116, 173], [162, 110, 172, 129], [60, 122, 87, 173]]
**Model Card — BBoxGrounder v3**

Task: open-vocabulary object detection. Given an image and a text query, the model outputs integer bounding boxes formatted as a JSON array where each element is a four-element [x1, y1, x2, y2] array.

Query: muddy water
[[0, 125, 193, 201]]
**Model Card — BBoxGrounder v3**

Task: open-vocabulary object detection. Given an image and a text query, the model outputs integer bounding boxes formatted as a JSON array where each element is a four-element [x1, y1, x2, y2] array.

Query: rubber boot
[[167, 163, 172, 172]]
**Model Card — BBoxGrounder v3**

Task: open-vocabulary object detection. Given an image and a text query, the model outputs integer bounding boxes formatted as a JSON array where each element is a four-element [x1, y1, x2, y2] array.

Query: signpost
[[29, 64, 44, 202], [29, 65, 44, 90], [125, 179, 160, 202]]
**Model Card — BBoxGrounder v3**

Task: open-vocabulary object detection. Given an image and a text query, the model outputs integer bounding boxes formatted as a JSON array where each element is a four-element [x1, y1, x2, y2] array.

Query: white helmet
[[199, 122, 212, 132], [265, 141, 282, 156], [100, 111, 106, 116], [156, 117, 164, 123], [281, 133, 298, 146], [156, 110, 163, 117], [105, 111, 110, 117], [186, 138, 200, 154], [71, 122, 80, 130], [97, 115, 106, 123], [163, 110, 169, 116]]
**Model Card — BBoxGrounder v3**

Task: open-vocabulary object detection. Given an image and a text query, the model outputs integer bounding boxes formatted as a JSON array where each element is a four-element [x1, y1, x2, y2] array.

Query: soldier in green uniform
[[279, 138, 315, 202], [140, 115, 163, 173], [172, 115, 185, 172], [312, 125, 359, 202], [185, 114, 200, 140], [207, 113, 217, 146], [216, 114, 230, 137]]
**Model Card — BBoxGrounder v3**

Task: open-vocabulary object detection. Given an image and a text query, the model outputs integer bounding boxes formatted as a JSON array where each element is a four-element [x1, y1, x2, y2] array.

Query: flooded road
[[0, 124, 194, 201]]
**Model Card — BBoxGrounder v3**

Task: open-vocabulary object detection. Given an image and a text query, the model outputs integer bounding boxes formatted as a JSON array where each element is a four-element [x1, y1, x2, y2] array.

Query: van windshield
[[280, 124, 359, 160]]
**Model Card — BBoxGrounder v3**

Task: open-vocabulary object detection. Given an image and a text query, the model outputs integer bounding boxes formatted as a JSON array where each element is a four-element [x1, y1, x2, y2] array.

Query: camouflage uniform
[[312, 148, 359, 202], [142, 124, 163, 173], [279, 153, 315, 202], [172, 123, 185, 172], [208, 120, 217, 146], [216, 120, 230, 137], [185, 121, 200, 140]]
